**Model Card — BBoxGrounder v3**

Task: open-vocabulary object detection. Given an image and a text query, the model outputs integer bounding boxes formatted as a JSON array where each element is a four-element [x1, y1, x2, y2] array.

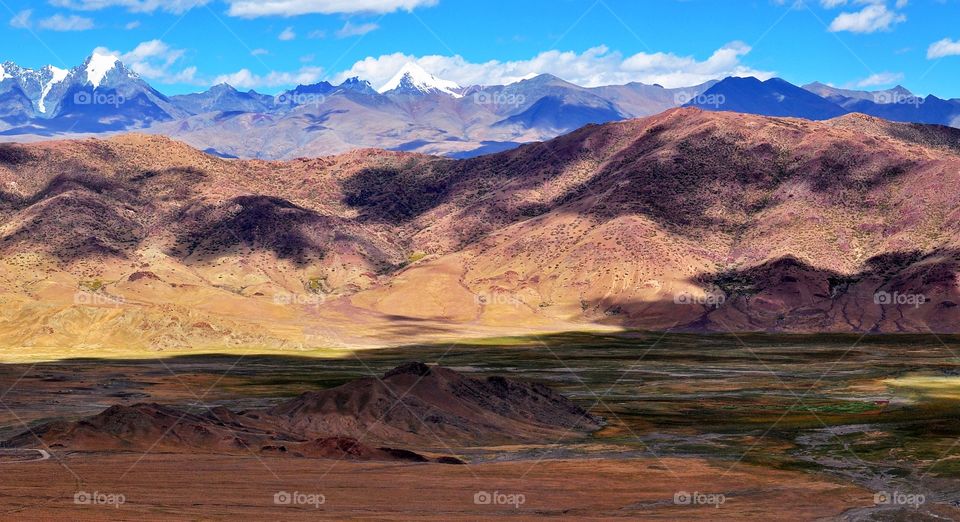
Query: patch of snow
[[86, 52, 119, 89], [0, 63, 10, 81], [38, 66, 68, 114], [379, 62, 462, 97]]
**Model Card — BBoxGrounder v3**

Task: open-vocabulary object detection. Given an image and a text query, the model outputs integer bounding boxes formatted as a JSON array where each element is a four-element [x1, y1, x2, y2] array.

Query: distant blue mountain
[[804, 81, 960, 126], [842, 95, 960, 126], [3, 54, 960, 159], [685, 77, 848, 120], [494, 95, 624, 133], [170, 83, 272, 115]]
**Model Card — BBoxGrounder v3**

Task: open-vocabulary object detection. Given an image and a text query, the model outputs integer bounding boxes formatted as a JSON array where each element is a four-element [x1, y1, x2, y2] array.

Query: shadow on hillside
[[339, 112, 922, 241], [165, 195, 333, 265], [0, 166, 209, 262], [580, 249, 960, 334]]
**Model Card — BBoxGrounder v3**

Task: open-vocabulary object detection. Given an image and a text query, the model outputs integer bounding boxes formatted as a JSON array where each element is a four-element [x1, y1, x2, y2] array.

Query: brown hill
[[2, 363, 596, 455], [2, 109, 960, 348], [1, 402, 447, 463], [268, 361, 603, 444]]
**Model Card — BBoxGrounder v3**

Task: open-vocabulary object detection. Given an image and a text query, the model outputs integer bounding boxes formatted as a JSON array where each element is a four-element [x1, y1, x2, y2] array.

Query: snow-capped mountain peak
[[0, 61, 35, 84], [85, 51, 120, 89], [378, 62, 462, 97], [38, 65, 68, 113]]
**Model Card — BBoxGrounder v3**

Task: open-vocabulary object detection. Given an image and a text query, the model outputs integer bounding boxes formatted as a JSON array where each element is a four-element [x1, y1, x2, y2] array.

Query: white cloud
[[821, 0, 847, 8], [212, 66, 325, 89], [96, 39, 328, 89], [38, 13, 95, 31], [828, 3, 906, 33], [96, 40, 197, 84], [927, 38, 960, 59], [853, 71, 903, 87], [333, 42, 774, 89], [49, 0, 210, 14], [251, 48, 270, 56], [225, 0, 438, 17], [9, 10, 32, 29], [125, 20, 141, 29], [278, 27, 296, 40], [336, 21, 379, 38], [52, 0, 434, 16]]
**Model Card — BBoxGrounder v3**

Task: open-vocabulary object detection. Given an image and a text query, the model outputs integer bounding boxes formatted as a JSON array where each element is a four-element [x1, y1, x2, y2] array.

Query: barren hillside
[[2, 108, 959, 350]]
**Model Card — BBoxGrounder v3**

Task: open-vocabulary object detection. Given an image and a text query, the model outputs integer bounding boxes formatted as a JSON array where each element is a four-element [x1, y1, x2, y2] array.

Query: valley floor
[[1, 332, 959, 520], [0, 454, 871, 521]]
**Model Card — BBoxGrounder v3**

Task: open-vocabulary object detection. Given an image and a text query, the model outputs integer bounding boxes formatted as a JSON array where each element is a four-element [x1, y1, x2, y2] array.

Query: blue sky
[[3, 0, 960, 97]]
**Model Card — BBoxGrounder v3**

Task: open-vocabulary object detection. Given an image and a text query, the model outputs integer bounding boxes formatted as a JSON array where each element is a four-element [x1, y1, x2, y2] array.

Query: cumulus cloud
[[50, 0, 210, 14], [853, 72, 903, 87], [212, 66, 325, 89], [278, 27, 296, 40], [828, 2, 906, 33], [95, 40, 197, 84], [336, 21, 379, 38], [9, 10, 95, 31], [38, 13, 95, 31], [333, 42, 774, 89], [225, 0, 438, 17], [49, 0, 436, 16], [927, 38, 960, 59], [97, 39, 328, 89], [9, 9, 32, 28]]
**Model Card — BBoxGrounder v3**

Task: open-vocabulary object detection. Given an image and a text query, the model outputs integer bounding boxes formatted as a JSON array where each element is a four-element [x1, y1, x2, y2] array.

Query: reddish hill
[[1, 109, 960, 347], [2, 364, 598, 455], [269, 362, 603, 444]]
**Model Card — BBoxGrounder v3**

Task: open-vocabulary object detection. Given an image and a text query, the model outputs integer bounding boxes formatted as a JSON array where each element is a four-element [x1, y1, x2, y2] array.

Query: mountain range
[[1, 108, 959, 351], [2, 53, 960, 159]]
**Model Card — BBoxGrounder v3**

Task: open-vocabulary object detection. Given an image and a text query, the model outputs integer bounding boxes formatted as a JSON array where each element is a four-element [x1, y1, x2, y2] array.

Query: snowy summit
[[85, 51, 120, 89], [378, 62, 462, 97]]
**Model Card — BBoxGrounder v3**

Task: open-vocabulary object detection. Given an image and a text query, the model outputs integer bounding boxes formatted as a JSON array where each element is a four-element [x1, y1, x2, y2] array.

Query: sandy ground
[[0, 453, 874, 521]]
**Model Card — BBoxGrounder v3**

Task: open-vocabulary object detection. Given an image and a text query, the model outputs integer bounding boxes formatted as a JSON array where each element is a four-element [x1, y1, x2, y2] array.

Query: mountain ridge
[[2, 108, 960, 351], [2, 53, 960, 159]]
